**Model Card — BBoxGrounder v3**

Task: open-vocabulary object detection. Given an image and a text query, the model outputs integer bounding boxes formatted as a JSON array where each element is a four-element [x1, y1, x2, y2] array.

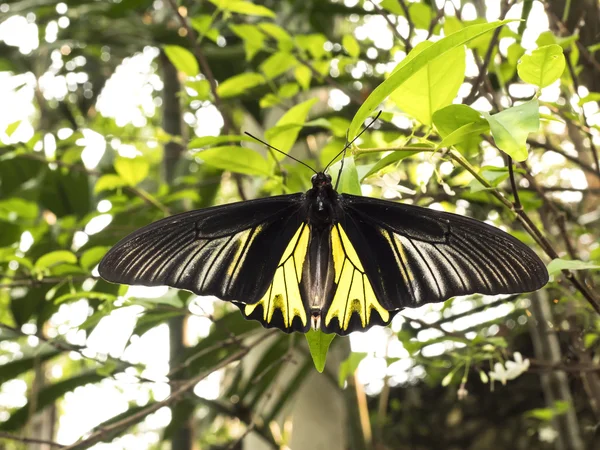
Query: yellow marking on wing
[[226, 225, 263, 279], [244, 224, 310, 328], [326, 225, 389, 330], [226, 229, 251, 276], [380, 229, 413, 283]]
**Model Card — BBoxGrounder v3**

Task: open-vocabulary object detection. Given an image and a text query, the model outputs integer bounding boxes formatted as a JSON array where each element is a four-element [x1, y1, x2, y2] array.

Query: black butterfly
[[99, 119, 548, 336]]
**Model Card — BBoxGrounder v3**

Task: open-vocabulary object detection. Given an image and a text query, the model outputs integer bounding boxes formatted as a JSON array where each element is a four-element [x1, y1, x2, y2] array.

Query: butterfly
[[98, 116, 548, 335]]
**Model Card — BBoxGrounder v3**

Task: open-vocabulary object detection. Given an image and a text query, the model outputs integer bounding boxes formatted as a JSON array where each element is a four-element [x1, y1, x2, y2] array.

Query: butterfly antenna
[[323, 110, 382, 172], [333, 129, 351, 190], [244, 132, 318, 174]]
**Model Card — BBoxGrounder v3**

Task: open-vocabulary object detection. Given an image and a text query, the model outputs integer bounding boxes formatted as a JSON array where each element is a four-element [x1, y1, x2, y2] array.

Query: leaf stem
[[353, 145, 436, 156]]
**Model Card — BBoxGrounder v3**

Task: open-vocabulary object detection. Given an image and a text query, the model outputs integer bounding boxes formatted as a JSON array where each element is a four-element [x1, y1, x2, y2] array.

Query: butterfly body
[[99, 170, 548, 336]]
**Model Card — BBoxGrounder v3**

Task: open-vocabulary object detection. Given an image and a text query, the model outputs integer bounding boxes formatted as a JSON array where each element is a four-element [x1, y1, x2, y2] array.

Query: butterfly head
[[311, 172, 332, 189]]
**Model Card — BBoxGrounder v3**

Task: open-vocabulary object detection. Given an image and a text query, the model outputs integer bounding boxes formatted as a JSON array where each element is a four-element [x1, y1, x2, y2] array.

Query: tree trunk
[[529, 290, 584, 450], [160, 52, 193, 450]]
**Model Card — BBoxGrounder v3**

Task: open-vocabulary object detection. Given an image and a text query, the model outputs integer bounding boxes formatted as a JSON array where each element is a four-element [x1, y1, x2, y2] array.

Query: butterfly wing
[[99, 195, 309, 321], [320, 194, 548, 334]]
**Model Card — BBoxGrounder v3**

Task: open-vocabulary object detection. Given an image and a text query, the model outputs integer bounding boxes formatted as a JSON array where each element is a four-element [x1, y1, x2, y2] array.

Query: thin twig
[[165, 0, 228, 131], [528, 138, 600, 178], [165, 0, 252, 202], [0, 431, 64, 448], [564, 51, 600, 176], [506, 156, 521, 210], [464, 0, 511, 104], [397, 0, 414, 51], [517, 161, 578, 259], [530, 360, 600, 373], [295, 55, 363, 105], [408, 317, 467, 340], [368, 0, 410, 50], [545, 5, 600, 74], [15, 153, 171, 215]]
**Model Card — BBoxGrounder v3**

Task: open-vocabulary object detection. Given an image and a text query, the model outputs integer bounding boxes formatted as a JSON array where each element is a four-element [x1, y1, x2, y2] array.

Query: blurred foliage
[[0, 0, 600, 449]]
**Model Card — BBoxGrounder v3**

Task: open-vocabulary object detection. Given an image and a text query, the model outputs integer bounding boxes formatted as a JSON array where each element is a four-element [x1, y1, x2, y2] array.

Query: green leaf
[[391, 41, 465, 125], [305, 329, 336, 373], [433, 104, 489, 154], [349, 19, 514, 138], [94, 174, 126, 193], [439, 122, 489, 149], [34, 250, 78, 272], [362, 149, 425, 180], [225, 0, 275, 18], [577, 92, 600, 106], [229, 24, 265, 61], [195, 146, 270, 176], [0, 198, 39, 220], [217, 72, 265, 98], [484, 99, 539, 161], [468, 166, 510, 192], [525, 401, 570, 421], [4, 120, 21, 137], [409, 2, 433, 29], [584, 333, 599, 349], [190, 15, 219, 42], [338, 352, 367, 387], [380, 0, 404, 15], [343, 35, 360, 58], [114, 156, 149, 186], [295, 34, 329, 60], [260, 52, 297, 79], [294, 65, 312, 91], [547, 258, 600, 276], [330, 157, 361, 195], [265, 99, 317, 157], [517, 44, 566, 88], [258, 23, 294, 51], [163, 45, 199, 77], [279, 83, 299, 98], [40, 168, 91, 218], [536, 31, 578, 50], [80, 246, 111, 271], [185, 79, 211, 99], [434, 104, 489, 144]]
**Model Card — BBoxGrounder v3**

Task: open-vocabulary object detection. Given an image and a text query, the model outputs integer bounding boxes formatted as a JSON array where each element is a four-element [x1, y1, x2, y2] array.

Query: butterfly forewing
[[99, 195, 305, 305], [338, 194, 548, 309]]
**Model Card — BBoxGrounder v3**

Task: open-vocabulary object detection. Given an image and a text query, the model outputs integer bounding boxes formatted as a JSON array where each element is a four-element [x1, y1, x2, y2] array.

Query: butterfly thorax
[[305, 172, 342, 228]]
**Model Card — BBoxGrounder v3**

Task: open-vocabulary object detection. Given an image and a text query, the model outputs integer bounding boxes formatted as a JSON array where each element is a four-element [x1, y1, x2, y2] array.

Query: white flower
[[370, 172, 416, 199], [488, 352, 530, 385], [457, 382, 468, 400], [489, 362, 508, 384], [505, 352, 530, 376], [538, 426, 559, 443]]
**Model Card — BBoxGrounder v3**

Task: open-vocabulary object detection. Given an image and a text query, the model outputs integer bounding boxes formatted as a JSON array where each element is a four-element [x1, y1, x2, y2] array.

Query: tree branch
[[62, 347, 249, 450], [368, 0, 411, 51]]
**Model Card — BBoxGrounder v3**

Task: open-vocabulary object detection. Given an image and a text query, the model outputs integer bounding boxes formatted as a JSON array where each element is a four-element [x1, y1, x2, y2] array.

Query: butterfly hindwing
[[338, 194, 549, 310], [99, 195, 306, 305], [236, 223, 312, 333], [321, 223, 396, 335]]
